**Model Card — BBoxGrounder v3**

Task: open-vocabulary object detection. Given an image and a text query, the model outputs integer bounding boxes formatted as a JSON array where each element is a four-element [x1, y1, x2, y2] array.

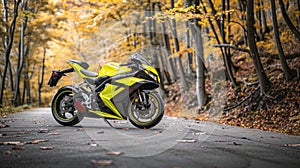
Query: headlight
[[148, 71, 157, 81]]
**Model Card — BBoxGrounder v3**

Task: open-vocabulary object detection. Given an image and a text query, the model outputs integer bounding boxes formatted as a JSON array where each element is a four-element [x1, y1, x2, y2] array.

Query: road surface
[[0, 108, 299, 168]]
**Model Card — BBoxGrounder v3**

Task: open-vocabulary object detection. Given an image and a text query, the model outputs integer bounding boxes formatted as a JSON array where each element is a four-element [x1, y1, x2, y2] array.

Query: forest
[[0, 0, 299, 135]]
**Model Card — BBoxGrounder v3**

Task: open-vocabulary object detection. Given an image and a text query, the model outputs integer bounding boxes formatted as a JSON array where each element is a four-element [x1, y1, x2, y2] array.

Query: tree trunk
[[257, 0, 264, 39], [0, 0, 21, 107], [14, 0, 28, 106], [184, 21, 193, 75], [247, 0, 271, 94], [158, 3, 176, 83], [190, 22, 208, 109], [260, 0, 270, 34], [170, 0, 188, 91], [227, 0, 232, 68], [14, 20, 27, 105], [238, 0, 248, 46], [203, 0, 237, 87], [278, 0, 300, 41], [8, 60, 14, 91], [24, 62, 30, 105], [2, 0, 8, 48], [184, 0, 193, 76], [298, 0, 300, 29], [271, 0, 295, 80], [38, 48, 46, 106]]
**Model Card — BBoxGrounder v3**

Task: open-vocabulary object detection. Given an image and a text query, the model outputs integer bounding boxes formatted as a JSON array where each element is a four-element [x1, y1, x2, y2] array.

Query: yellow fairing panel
[[115, 77, 145, 86], [142, 64, 160, 83], [89, 110, 122, 120], [99, 62, 131, 76], [99, 77, 145, 119], [99, 84, 125, 119]]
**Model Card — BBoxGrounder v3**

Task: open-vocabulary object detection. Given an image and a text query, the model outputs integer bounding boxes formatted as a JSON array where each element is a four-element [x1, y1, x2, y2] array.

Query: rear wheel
[[128, 91, 164, 129], [51, 86, 83, 126]]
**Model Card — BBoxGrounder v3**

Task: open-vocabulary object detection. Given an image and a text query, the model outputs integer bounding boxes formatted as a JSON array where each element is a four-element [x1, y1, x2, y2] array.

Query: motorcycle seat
[[80, 69, 98, 77], [68, 59, 89, 69]]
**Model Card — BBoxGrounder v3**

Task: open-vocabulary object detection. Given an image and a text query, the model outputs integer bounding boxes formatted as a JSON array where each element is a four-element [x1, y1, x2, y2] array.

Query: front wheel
[[51, 86, 83, 126], [128, 91, 164, 129]]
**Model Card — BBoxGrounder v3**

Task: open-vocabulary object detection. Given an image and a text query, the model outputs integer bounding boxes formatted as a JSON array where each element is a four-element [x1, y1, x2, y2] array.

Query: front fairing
[[141, 64, 160, 84]]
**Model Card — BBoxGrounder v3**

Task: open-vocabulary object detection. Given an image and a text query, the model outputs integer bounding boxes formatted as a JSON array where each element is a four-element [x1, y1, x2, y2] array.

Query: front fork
[[137, 90, 150, 110]]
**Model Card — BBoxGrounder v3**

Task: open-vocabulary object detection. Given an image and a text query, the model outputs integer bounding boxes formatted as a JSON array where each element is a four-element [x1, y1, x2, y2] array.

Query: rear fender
[[48, 68, 74, 87], [48, 70, 65, 87]]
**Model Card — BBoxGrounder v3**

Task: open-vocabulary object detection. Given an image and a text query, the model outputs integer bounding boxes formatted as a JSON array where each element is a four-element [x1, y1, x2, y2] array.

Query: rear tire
[[128, 91, 164, 129], [51, 86, 83, 126]]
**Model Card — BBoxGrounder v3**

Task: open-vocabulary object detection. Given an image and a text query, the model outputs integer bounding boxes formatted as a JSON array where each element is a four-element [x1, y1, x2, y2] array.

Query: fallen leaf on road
[[176, 139, 197, 143], [91, 159, 113, 166], [154, 130, 163, 134], [25, 129, 35, 132], [233, 142, 241, 146], [26, 139, 49, 144], [215, 140, 231, 142], [17, 132, 27, 135], [48, 132, 60, 135], [0, 124, 9, 128], [283, 144, 300, 147], [5, 151, 12, 156], [40, 146, 54, 150], [12, 146, 25, 150], [0, 141, 23, 146], [38, 129, 49, 133], [106, 151, 124, 155], [88, 142, 98, 147], [15, 154, 22, 158], [270, 136, 281, 139], [193, 132, 206, 135]]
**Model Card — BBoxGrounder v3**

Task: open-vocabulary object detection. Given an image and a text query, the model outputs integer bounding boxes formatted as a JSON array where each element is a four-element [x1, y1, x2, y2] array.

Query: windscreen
[[130, 53, 151, 66]]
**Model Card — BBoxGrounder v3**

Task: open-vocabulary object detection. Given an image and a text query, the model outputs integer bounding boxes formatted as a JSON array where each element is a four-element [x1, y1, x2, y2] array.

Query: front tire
[[51, 86, 83, 126], [128, 91, 164, 129]]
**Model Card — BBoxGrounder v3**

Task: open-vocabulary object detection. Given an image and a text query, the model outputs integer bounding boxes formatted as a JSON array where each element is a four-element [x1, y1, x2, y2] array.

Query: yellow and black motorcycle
[[48, 53, 164, 129]]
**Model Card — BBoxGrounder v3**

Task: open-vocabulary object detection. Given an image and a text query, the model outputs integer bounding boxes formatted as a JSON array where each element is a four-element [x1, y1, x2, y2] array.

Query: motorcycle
[[47, 53, 164, 129]]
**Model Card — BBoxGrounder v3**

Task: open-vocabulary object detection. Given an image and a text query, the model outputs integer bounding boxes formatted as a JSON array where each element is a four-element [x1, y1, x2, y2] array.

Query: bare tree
[[238, 0, 248, 46], [0, 0, 21, 107], [260, 0, 269, 34], [298, 0, 300, 29], [190, 23, 208, 109], [13, 0, 29, 106], [278, 0, 300, 41], [204, 0, 237, 87], [188, 0, 208, 109], [170, 0, 188, 91], [38, 48, 46, 106], [246, 0, 271, 94], [157, 3, 177, 83], [2, 0, 14, 92], [270, 0, 295, 80]]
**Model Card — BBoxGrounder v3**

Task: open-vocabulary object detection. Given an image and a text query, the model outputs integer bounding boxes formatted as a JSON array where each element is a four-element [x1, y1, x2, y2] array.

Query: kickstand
[[104, 118, 115, 128]]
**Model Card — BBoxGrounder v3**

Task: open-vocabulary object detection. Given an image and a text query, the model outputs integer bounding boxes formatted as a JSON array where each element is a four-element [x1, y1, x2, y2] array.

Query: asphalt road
[[0, 108, 299, 168]]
